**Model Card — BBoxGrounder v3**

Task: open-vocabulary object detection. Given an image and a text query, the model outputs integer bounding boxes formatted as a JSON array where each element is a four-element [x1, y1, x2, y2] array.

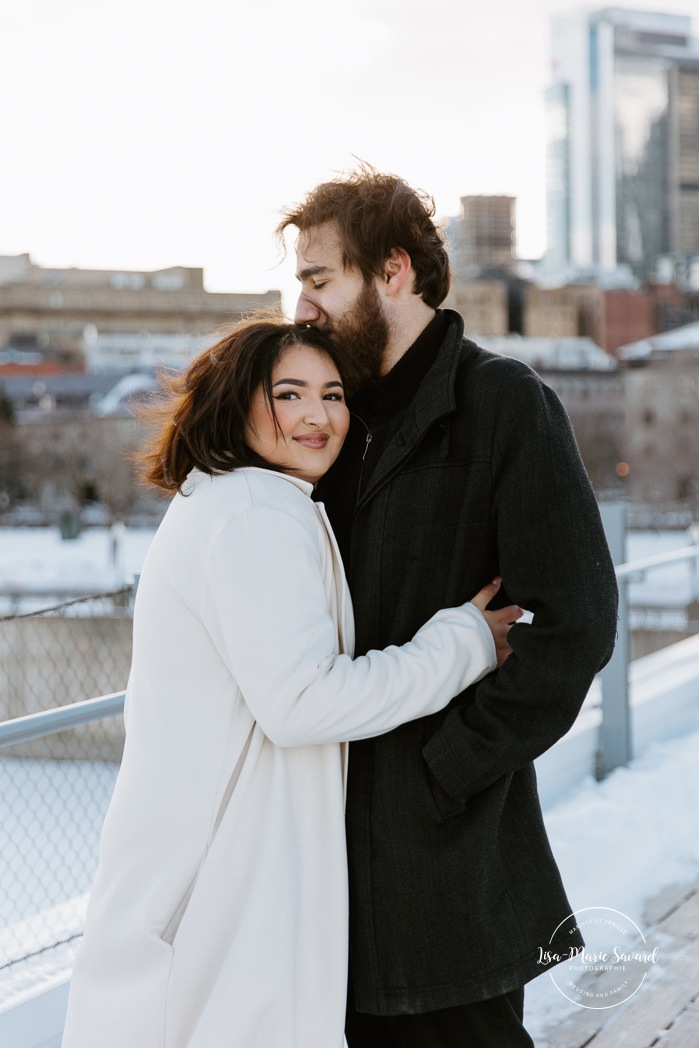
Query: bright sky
[[1, 0, 695, 314]]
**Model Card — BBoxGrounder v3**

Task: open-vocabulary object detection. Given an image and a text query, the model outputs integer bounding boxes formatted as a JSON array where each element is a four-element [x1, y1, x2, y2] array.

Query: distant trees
[[0, 386, 27, 510], [0, 407, 163, 523]]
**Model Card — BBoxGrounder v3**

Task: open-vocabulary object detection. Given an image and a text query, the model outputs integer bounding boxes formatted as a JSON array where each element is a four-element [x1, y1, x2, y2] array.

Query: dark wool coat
[[316, 311, 619, 1016]]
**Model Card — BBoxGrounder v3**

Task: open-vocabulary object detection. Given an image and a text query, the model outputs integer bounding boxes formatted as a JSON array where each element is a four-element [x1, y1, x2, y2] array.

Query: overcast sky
[[1, 0, 695, 312]]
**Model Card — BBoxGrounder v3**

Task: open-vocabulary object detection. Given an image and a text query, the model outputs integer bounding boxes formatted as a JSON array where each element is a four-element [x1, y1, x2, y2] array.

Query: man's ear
[[383, 247, 412, 296]]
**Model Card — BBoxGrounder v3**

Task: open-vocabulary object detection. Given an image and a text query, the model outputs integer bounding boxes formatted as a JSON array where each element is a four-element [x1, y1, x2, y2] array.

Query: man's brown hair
[[277, 164, 451, 308]]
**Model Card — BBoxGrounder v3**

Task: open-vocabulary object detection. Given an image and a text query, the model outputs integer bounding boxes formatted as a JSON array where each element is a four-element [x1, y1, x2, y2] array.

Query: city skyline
[[547, 6, 699, 281], [1, 0, 696, 312]]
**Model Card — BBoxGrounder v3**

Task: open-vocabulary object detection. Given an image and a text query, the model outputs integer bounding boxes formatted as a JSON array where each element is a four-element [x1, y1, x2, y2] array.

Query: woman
[[62, 317, 521, 1048]]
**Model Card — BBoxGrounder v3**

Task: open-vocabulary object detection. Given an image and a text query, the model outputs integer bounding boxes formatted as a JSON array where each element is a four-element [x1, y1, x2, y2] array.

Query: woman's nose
[[304, 398, 330, 426]]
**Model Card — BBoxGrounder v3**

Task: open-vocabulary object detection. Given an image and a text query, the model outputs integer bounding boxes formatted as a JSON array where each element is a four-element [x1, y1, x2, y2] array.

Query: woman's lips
[[293, 433, 329, 449]]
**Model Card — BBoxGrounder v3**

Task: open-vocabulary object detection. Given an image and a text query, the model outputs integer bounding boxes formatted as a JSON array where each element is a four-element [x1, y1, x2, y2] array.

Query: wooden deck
[[539, 882, 699, 1047]]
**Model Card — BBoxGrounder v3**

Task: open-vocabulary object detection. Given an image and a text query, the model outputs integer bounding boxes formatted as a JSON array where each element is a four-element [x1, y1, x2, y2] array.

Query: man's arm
[[422, 366, 618, 811]]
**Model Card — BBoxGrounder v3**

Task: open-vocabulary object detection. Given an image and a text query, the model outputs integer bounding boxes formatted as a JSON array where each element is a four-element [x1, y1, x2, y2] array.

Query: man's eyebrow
[[272, 378, 344, 388], [296, 264, 332, 282]]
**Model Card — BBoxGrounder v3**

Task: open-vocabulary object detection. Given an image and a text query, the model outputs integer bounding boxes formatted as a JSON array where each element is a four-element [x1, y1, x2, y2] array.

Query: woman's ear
[[383, 248, 412, 296]]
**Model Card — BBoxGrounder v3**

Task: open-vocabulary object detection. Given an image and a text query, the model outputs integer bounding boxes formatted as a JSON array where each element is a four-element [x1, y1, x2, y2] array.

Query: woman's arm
[[204, 507, 513, 747]]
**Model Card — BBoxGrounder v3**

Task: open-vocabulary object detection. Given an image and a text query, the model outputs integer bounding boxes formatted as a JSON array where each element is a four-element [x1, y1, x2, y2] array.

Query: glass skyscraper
[[546, 7, 699, 281]]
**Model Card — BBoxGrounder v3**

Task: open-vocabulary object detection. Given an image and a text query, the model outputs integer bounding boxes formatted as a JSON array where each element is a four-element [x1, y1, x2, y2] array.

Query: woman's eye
[[275, 392, 299, 400], [324, 393, 344, 402]]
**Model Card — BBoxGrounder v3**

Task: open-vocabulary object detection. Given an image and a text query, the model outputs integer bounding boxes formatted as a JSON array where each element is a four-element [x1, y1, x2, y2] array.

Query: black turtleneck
[[316, 310, 448, 566], [352, 309, 448, 490]]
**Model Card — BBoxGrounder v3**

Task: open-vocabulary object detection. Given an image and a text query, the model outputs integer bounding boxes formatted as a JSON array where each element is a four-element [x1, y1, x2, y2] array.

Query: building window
[[152, 274, 184, 291], [110, 273, 145, 290]]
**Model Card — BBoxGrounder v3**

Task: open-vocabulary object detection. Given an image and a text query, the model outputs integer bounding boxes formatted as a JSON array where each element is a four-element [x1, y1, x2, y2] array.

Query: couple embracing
[[63, 167, 618, 1047]]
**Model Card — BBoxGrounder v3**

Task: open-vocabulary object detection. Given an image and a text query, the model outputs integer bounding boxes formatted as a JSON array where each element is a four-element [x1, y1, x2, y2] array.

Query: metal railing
[[599, 502, 699, 778], [0, 693, 124, 750], [4, 535, 692, 779]]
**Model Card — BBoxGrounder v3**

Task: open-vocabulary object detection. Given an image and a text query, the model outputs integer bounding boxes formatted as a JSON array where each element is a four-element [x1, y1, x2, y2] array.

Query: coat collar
[[186, 466, 315, 499], [241, 466, 315, 497]]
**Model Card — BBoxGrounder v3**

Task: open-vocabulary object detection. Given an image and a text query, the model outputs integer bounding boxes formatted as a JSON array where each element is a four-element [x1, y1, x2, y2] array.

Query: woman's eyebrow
[[272, 379, 344, 388]]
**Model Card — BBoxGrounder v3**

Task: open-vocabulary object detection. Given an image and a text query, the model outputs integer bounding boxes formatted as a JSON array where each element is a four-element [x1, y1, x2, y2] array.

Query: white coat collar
[[239, 466, 315, 497], [185, 466, 315, 499]]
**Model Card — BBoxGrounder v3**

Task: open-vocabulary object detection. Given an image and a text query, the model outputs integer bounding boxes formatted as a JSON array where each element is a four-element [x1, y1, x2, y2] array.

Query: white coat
[[62, 467, 496, 1048]]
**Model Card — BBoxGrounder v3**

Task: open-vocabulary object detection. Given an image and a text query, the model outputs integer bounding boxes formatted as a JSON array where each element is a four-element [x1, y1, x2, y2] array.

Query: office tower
[[546, 7, 699, 281]]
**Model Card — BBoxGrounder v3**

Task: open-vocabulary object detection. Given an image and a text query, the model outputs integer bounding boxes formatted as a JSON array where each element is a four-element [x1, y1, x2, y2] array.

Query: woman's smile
[[294, 432, 330, 449]]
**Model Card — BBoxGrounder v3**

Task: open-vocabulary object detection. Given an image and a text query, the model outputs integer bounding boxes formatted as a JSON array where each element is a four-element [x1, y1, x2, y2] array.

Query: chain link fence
[[0, 587, 134, 1003]]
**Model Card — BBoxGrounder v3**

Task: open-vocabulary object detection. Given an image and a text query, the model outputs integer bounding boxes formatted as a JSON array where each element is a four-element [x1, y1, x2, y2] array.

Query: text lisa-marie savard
[[537, 946, 659, 966]]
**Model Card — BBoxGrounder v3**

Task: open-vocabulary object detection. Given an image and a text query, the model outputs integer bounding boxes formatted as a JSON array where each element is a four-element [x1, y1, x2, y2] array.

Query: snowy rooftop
[[619, 320, 699, 362], [475, 335, 617, 372]]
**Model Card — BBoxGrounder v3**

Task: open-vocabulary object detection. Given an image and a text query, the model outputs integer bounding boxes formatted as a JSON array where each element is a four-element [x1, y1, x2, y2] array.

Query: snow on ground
[[524, 723, 699, 1039], [0, 525, 155, 599], [0, 524, 695, 602]]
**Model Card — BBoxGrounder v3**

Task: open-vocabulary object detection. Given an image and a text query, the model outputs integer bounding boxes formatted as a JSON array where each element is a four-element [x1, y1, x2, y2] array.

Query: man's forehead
[[296, 222, 343, 267]]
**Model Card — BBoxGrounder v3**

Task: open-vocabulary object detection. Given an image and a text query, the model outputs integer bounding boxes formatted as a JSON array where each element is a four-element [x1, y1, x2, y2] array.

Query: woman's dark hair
[[134, 313, 355, 493], [276, 163, 451, 308]]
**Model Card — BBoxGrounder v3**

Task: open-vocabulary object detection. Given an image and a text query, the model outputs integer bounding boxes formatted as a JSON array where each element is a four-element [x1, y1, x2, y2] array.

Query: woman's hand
[[470, 577, 524, 667]]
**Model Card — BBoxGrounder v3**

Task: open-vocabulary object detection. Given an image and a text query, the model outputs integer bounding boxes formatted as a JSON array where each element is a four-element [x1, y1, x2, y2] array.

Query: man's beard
[[329, 280, 390, 383]]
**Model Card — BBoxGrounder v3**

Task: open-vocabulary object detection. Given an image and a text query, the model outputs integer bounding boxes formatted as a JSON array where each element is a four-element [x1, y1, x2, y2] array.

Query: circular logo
[[544, 906, 660, 1009]]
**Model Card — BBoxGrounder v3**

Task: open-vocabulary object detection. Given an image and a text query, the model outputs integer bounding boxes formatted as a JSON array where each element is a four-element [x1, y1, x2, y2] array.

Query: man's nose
[[294, 294, 323, 326]]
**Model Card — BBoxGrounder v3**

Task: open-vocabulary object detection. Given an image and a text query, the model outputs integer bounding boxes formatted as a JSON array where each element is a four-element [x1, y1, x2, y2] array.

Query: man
[[278, 168, 618, 1047]]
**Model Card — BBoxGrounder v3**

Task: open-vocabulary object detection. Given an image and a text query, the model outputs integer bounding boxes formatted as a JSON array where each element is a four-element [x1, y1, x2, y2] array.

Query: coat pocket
[[160, 723, 256, 945], [162, 877, 198, 946], [424, 759, 470, 821]]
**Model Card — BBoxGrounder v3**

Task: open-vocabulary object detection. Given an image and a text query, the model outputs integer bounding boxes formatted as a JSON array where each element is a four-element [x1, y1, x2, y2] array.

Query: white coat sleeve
[[203, 505, 496, 747]]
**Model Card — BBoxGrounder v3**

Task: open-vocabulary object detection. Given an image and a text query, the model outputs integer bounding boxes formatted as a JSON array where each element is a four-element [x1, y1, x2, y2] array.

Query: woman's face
[[245, 344, 350, 484]]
